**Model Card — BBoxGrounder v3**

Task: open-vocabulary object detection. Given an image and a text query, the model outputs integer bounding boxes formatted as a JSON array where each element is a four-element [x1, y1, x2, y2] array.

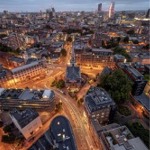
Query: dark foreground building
[[117, 63, 147, 96], [29, 116, 77, 150]]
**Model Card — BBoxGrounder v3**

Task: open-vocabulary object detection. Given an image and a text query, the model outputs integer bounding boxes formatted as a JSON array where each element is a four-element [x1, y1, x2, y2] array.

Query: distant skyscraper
[[109, 1, 115, 18], [98, 3, 102, 13], [146, 9, 150, 18], [46, 7, 56, 20], [52, 7, 55, 13]]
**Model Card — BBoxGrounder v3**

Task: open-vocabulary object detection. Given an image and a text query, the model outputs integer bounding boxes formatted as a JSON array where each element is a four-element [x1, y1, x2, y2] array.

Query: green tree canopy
[[117, 37, 121, 43], [127, 29, 135, 35], [113, 46, 131, 60], [56, 79, 65, 89], [144, 74, 150, 81], [99, 69, 132, 104], [61, 48, 67, 57], [132, 40, 139, 44], [66, 36, 73, 42], [0, 43, 20, 55], [123, 36, 129, 43]]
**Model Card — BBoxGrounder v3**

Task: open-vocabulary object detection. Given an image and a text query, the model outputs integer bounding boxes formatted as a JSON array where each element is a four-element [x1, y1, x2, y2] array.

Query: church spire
[[70, 43, 76, 65]]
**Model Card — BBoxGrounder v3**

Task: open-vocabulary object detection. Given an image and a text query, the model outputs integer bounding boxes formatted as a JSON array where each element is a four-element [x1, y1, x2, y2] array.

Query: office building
[[114, 54, 126, 63], [0, 64, 12, 87], [99, 124, 148, 150], [84, 87, 116, 125], [75, 47, 114, 67], [11, 60, 46, 84], [130, 52, 150, 65], [109, 1, 115, 18], [10, 108, 42, 140], [117, 63, 147, 96], [98, 3, 102, 13], [29, 116, 77, 150], [0, 88, 55, 111]]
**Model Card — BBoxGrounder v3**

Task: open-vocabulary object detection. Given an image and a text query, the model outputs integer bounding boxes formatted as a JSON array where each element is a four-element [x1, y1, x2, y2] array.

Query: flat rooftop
[[92, 48, 113, 53], [102, 125, 148, 150], [85, 87, 115, 113], [0, 88, 55, 101], [134, 93, 150, 112], [118, 63, 145, 81], [10, 108, 39, 128]]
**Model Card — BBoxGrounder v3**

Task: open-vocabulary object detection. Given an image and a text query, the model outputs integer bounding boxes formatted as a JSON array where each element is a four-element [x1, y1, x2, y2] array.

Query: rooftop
[[134, 93, 150, 112], [100, 67, 112, 77], [85, 87, 115, 113], [10, 56, 24, 63], [0, 88, 55, 101], [11, 61, 41, 73], [118, 63, 145, 81], [50, 116, 77, 150], [114, 54, 126, 60], [10, 108, 39, 128], [102, 125, 148, 150], [66, 64, 81, 82], [92, 48, 113, 53], [29, 116, 77, 150]]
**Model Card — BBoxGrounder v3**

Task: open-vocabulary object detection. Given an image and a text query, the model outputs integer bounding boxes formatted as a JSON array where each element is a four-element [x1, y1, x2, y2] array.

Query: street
[[2, 42, 103, 150]]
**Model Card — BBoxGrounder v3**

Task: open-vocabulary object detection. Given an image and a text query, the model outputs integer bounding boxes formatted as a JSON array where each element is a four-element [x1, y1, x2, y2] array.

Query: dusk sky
[[0, 0, 149, 12]]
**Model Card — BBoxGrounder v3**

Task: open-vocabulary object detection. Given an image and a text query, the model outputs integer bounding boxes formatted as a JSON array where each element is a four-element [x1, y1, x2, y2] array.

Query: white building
[[10, 108, 42, 140]]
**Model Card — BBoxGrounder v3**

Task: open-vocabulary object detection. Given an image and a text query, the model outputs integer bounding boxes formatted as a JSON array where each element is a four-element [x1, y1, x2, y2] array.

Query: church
[[65, 45, 82, 92]]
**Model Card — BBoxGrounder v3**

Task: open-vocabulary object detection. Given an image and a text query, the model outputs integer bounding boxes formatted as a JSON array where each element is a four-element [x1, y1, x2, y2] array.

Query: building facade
[[11, 60, 46, 84], [117, 63, 147, 96], [0, 88, 55, 111], [75, 48, 114, 67], [10, 108, 42, 140], [84, 87, 116, 125], [0, 64, 12, 87]]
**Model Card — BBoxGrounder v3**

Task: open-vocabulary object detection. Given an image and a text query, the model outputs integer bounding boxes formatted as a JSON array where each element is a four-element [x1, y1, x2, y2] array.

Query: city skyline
[[0, 0, 149, 12], [0, 0, 149, 149]]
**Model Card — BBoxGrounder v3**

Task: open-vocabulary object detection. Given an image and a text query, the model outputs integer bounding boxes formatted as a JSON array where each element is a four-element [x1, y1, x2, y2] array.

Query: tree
[[99, 69, 132, 104], [102, 39, 119, 49], [113, 46, 131, 60], [0, 43, 20, 55], [123, 36, 129, 43], [77, 98, 84, 107], [56, 79, 65, 89], [66, 36, 73, 42], [127, 122, 150, 149], [127, 29, 135, 35], [132, 40, 139, 44], [117, 37, 121, 43], [61, 48, 67, 57], [142, 44, 149, 50], [3, 125, 12, 133], [101, 40, 105, 48], [144, 74, 150, 81], [55, 101, 63, 112], [1, 133, 16, 143]]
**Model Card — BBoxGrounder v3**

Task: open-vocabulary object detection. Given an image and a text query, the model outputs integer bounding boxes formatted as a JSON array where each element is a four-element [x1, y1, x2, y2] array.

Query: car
[[60, 90, 66, 95]]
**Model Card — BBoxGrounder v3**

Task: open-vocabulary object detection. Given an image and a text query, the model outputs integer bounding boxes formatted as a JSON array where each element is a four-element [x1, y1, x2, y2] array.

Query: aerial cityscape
[[0, 0, 149, 150]]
